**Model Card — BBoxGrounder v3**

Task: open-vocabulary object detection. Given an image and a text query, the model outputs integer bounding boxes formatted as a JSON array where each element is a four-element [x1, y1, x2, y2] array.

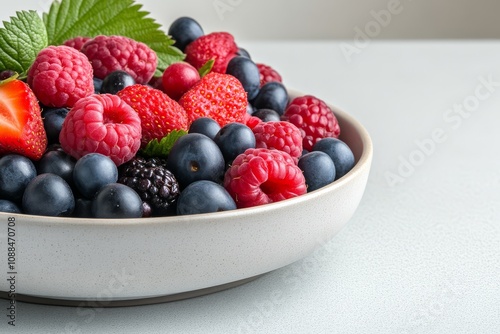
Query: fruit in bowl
[[0, 0, 372, 304]]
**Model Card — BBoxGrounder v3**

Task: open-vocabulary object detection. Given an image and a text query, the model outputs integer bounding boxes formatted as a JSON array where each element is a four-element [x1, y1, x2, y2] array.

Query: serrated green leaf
[[0, 11, 48, 77], [198, 59, 215, 78], [43, 0, 184, 76], [141, 130, 188, 158]]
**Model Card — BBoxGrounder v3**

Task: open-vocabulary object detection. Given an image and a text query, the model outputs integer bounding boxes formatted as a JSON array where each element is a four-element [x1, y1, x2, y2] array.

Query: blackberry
[[118, 157, 180, 217]]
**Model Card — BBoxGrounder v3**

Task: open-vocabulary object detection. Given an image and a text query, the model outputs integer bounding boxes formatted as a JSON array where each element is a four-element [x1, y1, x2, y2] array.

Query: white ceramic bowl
[[0, 92, 373, 306]]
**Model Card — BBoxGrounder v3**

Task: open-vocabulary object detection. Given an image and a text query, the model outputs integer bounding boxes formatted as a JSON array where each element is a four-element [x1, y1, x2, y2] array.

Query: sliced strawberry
[[0, 77, 47, 160]]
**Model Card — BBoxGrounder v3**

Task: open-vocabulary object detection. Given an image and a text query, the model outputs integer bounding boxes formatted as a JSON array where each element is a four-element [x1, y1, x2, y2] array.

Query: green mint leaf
[[43, 0, 184, 76], [141, 130, 188, 158], [0, 11, 48, 77], [198, 59, 215, 78]]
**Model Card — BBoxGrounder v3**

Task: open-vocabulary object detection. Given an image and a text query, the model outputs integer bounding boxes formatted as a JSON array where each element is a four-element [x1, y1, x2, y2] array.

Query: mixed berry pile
[[0, 16, 355, 218]]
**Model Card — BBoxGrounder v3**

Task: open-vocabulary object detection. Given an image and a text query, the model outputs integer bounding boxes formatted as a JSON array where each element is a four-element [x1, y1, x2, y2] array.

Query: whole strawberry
[[224, 148, 307, 208], [81, 35, 158, 85], [118, 84, 189, 147], [27, 45, 94, 108], [185, 32, 238, 73], [283, 95, 341, 151], [0, 77, 47, 160], [179, 72, 247, 127], [59, 94, 142, 166]]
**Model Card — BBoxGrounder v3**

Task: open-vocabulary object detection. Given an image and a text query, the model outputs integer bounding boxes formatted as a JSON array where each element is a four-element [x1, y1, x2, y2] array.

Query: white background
[[1, 0, 500, 40]]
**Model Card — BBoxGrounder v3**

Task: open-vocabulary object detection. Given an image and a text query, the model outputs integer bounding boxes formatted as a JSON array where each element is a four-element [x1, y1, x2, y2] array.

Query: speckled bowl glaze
[[0, 92, 372, 306]]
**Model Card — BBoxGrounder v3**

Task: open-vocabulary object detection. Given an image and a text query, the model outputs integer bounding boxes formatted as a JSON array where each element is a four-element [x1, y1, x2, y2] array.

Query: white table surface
[[2, 40, 500, 334]]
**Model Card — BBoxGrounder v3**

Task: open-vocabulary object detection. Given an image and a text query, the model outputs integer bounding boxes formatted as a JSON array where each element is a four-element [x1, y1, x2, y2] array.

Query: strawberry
[[117, 84, 189, 147], [179, 72, 247, 127], [185, 32, 238, 73], [0, 77, 47, 160]]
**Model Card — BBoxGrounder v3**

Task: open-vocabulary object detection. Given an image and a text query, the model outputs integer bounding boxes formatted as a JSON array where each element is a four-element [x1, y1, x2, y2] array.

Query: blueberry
[[37, 150, 76, 186], [22, 174, 75, 217], [252, 108, 281, 122], [298, 151, 336, 192], [93, 77, 103, 94], [73, 153, 118, 199], [313, 138, 355, 180], [252, 82, 289, 115], [74, 198, 93, 218], [177, 180, 236, 215], [226, 56, 261, 101], [0, 70, 16, 81], [167, 133, 225, 188], [100, 70, 136, 94], [0, 200, 21, 214], [168, 17, 204, 51], [45, 143, 65, 153], [213, 123, 256, 164], [91, 183, 143, 218], [246, 103, 255, 115], [42, 107, 69, 144], [0, 154, 37, 202], [188, 117, 221, 140], [236, 47, 251, 59]]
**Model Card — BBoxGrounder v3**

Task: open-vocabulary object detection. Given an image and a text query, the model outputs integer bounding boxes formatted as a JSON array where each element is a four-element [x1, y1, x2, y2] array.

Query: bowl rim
[[0, 94, 373, 226]]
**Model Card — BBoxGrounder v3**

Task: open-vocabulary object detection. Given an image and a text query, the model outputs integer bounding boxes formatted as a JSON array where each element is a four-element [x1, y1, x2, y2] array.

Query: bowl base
[[0, 274, 264, 308]]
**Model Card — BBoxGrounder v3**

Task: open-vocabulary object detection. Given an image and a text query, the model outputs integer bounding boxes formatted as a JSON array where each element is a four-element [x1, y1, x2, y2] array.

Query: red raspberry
[[63, 36, 91, 51], [179, 72, 247, 127], [283, 95, 341, 151], [27, 45, 94, 108], [59, 94, 142, 166], [257, 63, 282, 87], [118, 84, 189, 147], [243, 112, 262, 130], [252, 121, 303, 163], [185, 32, 238, 73], [224, 148, 307, 208], [80, 35, 158, 84]]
